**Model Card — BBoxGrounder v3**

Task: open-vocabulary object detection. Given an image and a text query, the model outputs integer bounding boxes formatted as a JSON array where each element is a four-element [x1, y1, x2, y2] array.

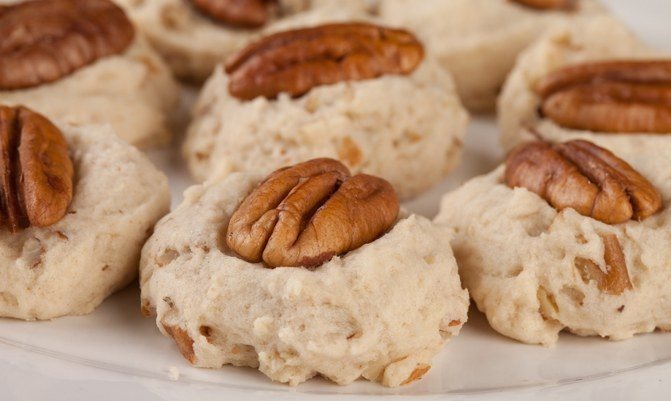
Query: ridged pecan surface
[[188, 0, 275, 28]]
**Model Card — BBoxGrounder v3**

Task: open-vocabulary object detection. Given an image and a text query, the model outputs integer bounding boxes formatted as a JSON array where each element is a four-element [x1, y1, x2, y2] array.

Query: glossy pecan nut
[[224, 22, 425, 100], [536, 60, 671, 133], [188, 0, 275, 28], [0, 0, 135, 90], [504, 140, 662, 224], [575, 233, 632, 296], [0, 105, 74, 232], [510, 0, 575, 10], [226, 158, 400, 268]]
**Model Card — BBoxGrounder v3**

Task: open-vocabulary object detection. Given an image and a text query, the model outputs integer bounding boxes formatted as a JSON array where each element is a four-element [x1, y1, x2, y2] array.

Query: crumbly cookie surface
[[140, 173, 469, 387], [115, 0, 372, 81], [183, 59, 468, 199], [0, 36, 180, 149], [498, 15, 666, 150], [0, 123, 170, 320], [435, 145, 671, 346], [377, 0, 606, 112]]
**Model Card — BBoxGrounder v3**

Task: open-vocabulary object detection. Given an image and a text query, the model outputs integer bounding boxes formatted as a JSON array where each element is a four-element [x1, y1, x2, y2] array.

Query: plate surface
[[1, 1, 670, 400]]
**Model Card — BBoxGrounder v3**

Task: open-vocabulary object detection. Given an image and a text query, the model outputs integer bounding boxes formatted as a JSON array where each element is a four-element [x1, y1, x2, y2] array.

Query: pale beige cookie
[[435, 140, 671, 346], [114, 0, 373, 82], [377, 0, 607, 112], [498, 15, 668, 151], [0, 115, 170, 320], [0, 0, 180, 149], [140, 165, 469, 386]]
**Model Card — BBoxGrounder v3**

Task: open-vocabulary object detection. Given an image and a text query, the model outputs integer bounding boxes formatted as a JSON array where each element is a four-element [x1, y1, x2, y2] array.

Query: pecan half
[[0, 105, 74, 232], [510, 0, 575, 10], [224, 22, 424, 100], [575, 233, 632, 295], [226, 158, 399, 268], [188, 0, 275, 28], [536, 60, 671, 133], [0, 0, 135, 90], [504, 140, 662, 224]]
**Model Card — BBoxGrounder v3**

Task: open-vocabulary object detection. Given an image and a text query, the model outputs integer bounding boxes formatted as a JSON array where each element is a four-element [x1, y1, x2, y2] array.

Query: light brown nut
[[0, 0, 135, 90], [162, 323, 196, 364], [401, 364, 431, 386], [224, 22, 425, 100], [226, 158, 400, 268], [510, 0, 575, 10], [535, 60, 671, 133], [575, 233, 632, 295], [504, 140, 662, 224], [0, 105, 74, 233], [188, 0, 275, 28]]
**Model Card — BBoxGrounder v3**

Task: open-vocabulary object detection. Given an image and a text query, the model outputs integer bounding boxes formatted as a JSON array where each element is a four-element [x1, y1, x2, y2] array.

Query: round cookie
[[376, 0, 607, 112], [435, 141, 671, 346], [140, 163, 469, 387], [498, 15, 668, 151], [0, 0, 180, 149], [184, 24, 468, 200], [114, 0, 373, 82], [0, 110, 171, 320]]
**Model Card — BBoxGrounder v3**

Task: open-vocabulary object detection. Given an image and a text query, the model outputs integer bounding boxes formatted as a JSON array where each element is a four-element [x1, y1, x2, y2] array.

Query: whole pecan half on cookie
[[536, 60, 671, 133], [504, 140, 662, 224], [226, 158, 399, 268], [188, 0, 276, 28], [224, 22, 425, 100], [510, 0, 575, 10], [0, 106, 74, 232], [0, 0, 135, 90]]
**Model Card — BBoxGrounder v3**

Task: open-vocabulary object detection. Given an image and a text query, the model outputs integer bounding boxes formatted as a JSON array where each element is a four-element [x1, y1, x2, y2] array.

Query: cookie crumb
[[168, 366, 180, 381]]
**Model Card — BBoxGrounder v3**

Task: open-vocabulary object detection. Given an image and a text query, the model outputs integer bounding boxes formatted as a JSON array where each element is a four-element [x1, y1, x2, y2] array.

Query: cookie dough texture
[[140, 173, 469, 387], [184, 59, 468, 199], [498, 15, 666, 150], [115, 0, 373, 82], [0, 34, 180, 149], [0, 123, 170, 320], [377, 0, 606, 111], [435, 145, 671, 346]]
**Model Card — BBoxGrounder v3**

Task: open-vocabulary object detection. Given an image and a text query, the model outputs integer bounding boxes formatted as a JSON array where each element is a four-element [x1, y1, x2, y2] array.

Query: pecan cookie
[[498, 15, 670, 152], [184, 22, 468, 199], [140, 159, 468, 387], [0, 105, 170, 320], [376, 0, 607, 112], [435, 139, 671, 345], [114, 0, 373, 82], [0, 0, 180, 149]]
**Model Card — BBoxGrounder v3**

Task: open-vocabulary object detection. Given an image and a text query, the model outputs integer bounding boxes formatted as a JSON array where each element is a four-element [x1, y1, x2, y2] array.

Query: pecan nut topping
[[510, 0, 575, 10], [188, 0, 275, 28], [0, 105, 74, 232], [224, 22, 425, 100], [575, 233, 632, 296], [226, 158, 400, 268], [505, 140, 662, 224], [0, 0, 135, 91], [536, 60, 671, 133]]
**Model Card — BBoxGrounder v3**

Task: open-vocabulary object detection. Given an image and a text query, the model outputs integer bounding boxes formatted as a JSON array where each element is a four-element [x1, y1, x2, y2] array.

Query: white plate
[[1, 1, 670, 399]]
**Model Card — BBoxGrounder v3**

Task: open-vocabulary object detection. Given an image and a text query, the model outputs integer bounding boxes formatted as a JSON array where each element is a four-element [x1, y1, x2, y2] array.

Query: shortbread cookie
[[184, 22, 468, 199], [377, 0, 607, 111], [498, 15, 668, 151], [435, 139, 671, 346], [0, 106, 170, 320], [115, 0, 372, 82], [0, 0, 180, 148], [141, 159, 469, 387]]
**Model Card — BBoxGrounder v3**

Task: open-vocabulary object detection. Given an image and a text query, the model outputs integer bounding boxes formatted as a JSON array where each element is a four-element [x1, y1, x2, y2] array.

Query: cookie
[[435, 139, 671, 346], [140, 159, 469, 387], [0, 106, 170, 320], [115, 0, 372, 82], [0, 0, 180, 149], [183, 22, 468, 199], [498, 15, 668, 151], [376, 0, 607, 112]]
